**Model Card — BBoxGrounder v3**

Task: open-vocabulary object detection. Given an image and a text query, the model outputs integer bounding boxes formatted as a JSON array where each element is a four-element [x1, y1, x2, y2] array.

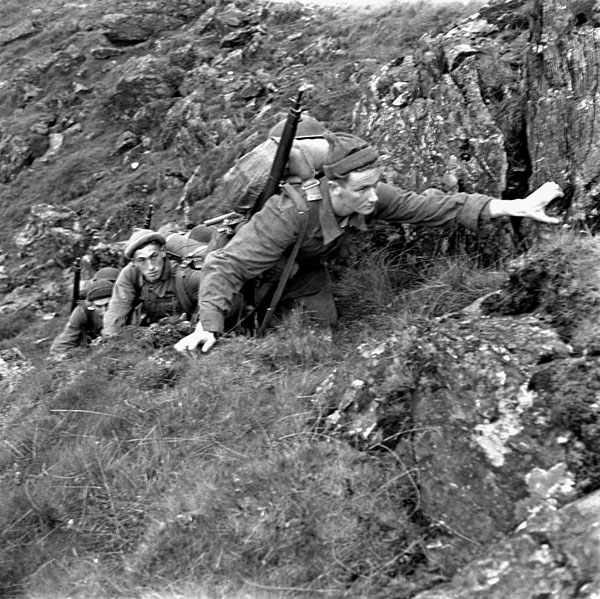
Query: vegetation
[[3, 0, 557, 597], [0, 247, 504, 598]]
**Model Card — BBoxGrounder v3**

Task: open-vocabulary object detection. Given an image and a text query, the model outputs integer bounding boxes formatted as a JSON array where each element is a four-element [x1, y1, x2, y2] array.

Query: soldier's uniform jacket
[[50, 302, 103, 355], [104, 259, 201, 336], [199, 180, 494, 334]]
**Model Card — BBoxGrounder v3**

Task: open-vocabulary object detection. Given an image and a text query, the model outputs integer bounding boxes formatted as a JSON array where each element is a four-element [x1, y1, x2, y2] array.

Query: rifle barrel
[[71, 257, 81, 313], [144, 203, 154, 229]]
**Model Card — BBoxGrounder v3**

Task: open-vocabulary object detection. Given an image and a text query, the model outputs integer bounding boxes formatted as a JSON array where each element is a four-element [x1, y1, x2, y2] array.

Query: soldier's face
[[132, 243, 165, 282], [91, 297, 110, 316], [329, 168, 380, 217]]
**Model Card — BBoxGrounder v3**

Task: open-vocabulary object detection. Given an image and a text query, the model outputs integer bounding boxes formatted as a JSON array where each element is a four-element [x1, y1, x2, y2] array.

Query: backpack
[[164, 232, 211, 270], [218, 134, 329, 215]]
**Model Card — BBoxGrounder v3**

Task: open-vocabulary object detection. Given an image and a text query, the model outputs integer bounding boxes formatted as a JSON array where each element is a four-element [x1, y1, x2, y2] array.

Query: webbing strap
[[173, 267, 195, 317], [136, 264, 195, 318], [256, 183, 312, 336]]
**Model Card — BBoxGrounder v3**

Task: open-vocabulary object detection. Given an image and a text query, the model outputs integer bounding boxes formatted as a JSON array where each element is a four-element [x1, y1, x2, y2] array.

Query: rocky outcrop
[[354, 0, 529, 199], [314, 234, 600, 588], [106, 55, 184, 115], [2, 1, 600, 595], [0, 348, 34, 396], [356, 0, 600, 237], [413, 490, 600, 598], [526, 0, 600, 216], [313, 312, 578, 573], [0, 20, 40, 47]]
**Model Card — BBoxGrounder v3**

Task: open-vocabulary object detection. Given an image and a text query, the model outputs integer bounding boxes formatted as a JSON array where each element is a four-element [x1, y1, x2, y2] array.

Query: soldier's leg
[[283, 265, 338, 327]]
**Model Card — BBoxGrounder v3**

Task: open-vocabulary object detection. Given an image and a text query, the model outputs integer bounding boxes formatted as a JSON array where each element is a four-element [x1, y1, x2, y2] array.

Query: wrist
[[488, 198, 524, 218]]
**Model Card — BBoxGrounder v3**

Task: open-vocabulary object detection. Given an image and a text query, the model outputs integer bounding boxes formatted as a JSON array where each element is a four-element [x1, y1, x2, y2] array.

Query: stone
[[108, 55, 184, 115], [413, 490, 600, 598], [0, 20, 40, 47]]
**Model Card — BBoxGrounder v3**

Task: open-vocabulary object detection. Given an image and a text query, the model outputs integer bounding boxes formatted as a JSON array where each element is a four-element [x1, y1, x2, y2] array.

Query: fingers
[[200, 335, 217, 353], [538, 181, 564, 201], [537, 214, 560, 225], [174, 336, 198, 354], [174, 332, 217, 355]]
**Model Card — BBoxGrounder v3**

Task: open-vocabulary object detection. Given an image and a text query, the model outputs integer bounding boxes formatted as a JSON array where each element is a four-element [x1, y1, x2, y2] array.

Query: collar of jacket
[[318, 178, 368, 246]]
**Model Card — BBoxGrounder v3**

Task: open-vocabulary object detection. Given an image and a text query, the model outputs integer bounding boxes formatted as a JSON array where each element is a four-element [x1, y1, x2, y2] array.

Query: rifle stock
[[253, 86, 308, 215]]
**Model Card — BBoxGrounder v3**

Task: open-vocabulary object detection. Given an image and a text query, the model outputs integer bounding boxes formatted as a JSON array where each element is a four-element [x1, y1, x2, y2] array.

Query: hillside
[[2, 1, 600, 598]]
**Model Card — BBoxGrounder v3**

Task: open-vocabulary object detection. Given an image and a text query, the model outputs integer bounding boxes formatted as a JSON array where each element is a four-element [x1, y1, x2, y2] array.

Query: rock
[[220, 26, 259, 48], [12, 204, 84, 266], [90, 46, 126, 60], [114, 130, 140, 154], [481, 236, 600, 350], [355, 28, 511, 198], [0, 348, 34, 395], [102, 13, 180, 44], [131, 99, 175, 136], [0, 132, 49, 183], [313, 310, 588, 574], [413, 490, 600, 598], [158, 93, 214, 159], [0, 279, 62, 315], [526, 0, 600, 221], [107, 55, 184, 115], [190, 6, 219, 36], [37, 132, 64, 163], [217, 5, 247, 28], [0, 20, 40, 47], [409, 316, 574, 572]]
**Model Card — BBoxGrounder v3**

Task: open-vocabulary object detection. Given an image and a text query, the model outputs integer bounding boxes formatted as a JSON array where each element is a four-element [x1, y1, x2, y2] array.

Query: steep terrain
[[2, 1, 600, 598]]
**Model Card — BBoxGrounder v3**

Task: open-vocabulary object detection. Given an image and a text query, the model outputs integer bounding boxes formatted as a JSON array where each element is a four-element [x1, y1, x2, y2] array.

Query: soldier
[[103, 229, 202, 336], [174, 131, 563, 355], [50, 277, 115, 358]]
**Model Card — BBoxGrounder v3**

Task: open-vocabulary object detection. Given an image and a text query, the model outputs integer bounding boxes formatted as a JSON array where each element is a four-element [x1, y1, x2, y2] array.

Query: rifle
[[253, 86, 313, 335], [71, 257, 81, 313], [253, 85, 309, 216], [144, 203, 154, 229]]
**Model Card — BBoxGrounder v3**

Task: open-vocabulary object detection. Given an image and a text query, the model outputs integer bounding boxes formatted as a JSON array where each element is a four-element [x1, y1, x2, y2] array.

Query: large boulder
[[106, 55, 184, 115], [353, 0, 531, 262], [314, 313, 577, 574], [314, 234, 600, 578], [102, 13, 183, 44], [354, 2, 529, 197], [355, 0, 600, 245], [0, 20, 40, 47], [413, 490, 600, 598], [0, 132, 49, 183], [526, 0, 600, 223]]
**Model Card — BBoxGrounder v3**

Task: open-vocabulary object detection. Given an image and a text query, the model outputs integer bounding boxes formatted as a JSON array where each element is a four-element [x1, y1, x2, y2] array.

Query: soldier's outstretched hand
[[519, 181, 564, 223], [488, 181, 563, 224]]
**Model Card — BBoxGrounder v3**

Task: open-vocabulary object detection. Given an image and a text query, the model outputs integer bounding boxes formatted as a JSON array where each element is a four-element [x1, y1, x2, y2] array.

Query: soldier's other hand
[[174, 330, 217, 355], [488, 181, 563, 224], [519, 181, 563, 224]]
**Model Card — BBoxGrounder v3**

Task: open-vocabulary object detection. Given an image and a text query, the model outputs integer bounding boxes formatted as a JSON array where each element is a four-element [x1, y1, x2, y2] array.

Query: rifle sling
[[256, 183, 312, 337]]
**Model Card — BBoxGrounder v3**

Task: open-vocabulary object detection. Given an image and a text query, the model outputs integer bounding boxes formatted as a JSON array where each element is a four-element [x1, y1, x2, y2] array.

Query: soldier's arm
[[50, 305, 87, 356], [373, 181, 562, 229], [175, 195, 302, 353], [102, 265, 138, 336], [200, 195, 303, 333], [373, 183, 492, 230]]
